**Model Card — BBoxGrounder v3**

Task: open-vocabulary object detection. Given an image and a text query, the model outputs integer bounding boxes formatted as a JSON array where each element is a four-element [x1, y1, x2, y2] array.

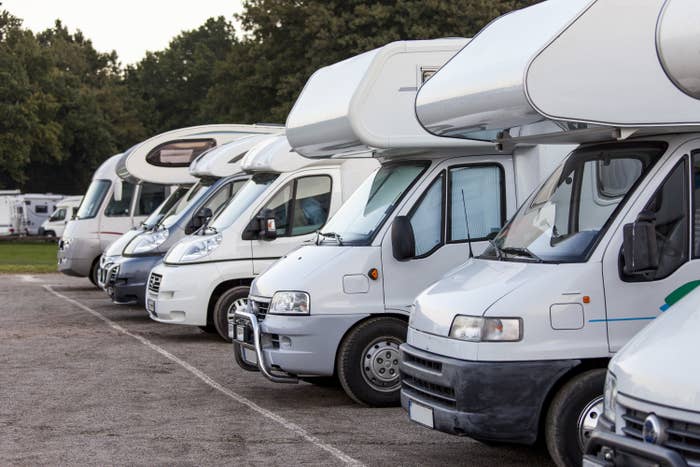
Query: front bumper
[[100, 255, 162, 305], [58, 238, 99, 277], [584, 428, 688, 467], [399, 343, 579, 444], [233, 305, 367, 380], [145, 263, 212, 326]]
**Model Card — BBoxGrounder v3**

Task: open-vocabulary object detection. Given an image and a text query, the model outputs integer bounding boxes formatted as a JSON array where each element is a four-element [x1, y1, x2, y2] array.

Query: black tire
[[545, 369, 606, 467], [336, 316, 407, 407], [45, 230, 56, 238], [198, 325, 217, 334], [233, 342, 260, 372], [88, 256, 101, 288], [300, 376, 340, 388], [212, 285, 250, 342]]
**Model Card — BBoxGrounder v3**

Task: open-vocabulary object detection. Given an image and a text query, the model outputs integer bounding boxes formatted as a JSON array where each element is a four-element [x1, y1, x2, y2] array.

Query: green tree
[[125, 16, 238, 133], [204, 0, 540, 123]]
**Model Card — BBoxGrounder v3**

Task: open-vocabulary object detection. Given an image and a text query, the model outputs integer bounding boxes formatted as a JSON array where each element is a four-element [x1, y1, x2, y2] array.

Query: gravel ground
[[0, 274, 553, 466]]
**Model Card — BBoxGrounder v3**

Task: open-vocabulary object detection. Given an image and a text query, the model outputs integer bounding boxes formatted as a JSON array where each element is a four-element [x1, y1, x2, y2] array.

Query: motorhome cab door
[[601, 138, 700, 351], [251, 167, 341, 274], [381, 157, 515, 310]]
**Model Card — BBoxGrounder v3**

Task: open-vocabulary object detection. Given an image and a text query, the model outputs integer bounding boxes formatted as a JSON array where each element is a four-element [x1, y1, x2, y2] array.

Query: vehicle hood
[[410, 258, 556, 336], [611, 287, 700, 412], [251, 244, 354, 297], [104, 228, 144, 257]]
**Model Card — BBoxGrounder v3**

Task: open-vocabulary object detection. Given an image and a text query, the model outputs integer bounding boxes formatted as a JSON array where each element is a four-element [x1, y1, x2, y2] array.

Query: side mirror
[[242, 208, 277, 241], [622, 211, 658, 275], [114, 179, 123, 202], [186, 207, 213, 234], [391, 215, 416, 261]]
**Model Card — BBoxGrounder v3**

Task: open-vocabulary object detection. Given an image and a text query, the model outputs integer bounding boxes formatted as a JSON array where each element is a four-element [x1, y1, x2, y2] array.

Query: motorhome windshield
[[483, 142, 665, 263], [159, 183, 208, 229], [208, 173, 279, 232], [142, 186, 190, 229], [76, 179, 111, 219], [319, 162, 428, 245]]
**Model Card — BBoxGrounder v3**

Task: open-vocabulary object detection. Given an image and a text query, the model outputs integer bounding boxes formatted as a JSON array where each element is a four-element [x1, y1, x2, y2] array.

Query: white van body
[[58, 124, 268, 284], [146, 134, 379, 341], [231, 39, 573, 406], [16, 193, 64, 235], [583, 284, 700, 467], [40, 196, 83, 237], [99, 132, 280, 305], [401, 1, 700, 466], [0, 190, 21, 236]]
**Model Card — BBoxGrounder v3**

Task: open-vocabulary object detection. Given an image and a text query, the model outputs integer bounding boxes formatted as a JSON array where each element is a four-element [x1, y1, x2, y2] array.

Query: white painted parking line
[[44, 285, 365, 467]]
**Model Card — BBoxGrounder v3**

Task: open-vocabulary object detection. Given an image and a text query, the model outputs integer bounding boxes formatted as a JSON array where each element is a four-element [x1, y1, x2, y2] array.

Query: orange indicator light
[[368, 268, 379, 280], [583, 296, 591, 304]]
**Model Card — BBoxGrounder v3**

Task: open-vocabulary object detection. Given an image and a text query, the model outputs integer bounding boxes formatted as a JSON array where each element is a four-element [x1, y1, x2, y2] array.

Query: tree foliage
[[0, 0, 538, 193]]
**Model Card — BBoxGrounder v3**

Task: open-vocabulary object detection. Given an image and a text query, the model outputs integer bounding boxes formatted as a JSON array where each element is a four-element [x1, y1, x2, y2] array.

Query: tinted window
[[105, 182, 135, 217], [146, 139, 216, 167], [49, 208, 66, 222], [410, 174, 444, 256], [35, 205, 48, 214], [135, 183, 167, 216], [450, 165, 503, 241]]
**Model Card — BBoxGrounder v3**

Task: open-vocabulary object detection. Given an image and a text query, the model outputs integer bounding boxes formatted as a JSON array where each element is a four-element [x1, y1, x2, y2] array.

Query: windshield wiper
[[501, 246, 543, 263], [488, 239, 503, 260], [317, 231, 344, 246]]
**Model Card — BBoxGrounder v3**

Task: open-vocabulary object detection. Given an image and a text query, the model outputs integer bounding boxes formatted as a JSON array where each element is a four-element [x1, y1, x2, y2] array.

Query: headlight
[[449, 315, 522, 342], [174, 234, 222, 263], [603, 371, 617, 421], [269, 291, 310, 315], [126, 229, 169, 255]]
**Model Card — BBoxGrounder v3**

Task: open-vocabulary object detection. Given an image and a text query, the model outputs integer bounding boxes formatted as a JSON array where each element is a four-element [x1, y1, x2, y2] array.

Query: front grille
[[148, 273, 162, 293], [403, 352, 443, 373], [108, 265, 119, 285], [620, 403, 700, 464], [401, 374, 456, 408], [249, 298, 270, 321]]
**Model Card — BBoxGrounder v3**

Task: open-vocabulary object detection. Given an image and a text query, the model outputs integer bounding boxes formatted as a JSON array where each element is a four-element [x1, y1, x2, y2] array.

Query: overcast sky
[[3, 0, 244, 65]]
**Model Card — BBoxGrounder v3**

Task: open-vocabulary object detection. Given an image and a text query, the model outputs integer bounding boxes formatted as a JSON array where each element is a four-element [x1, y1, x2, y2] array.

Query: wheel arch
[[536, 357, 610, 442], [332, 312, 409, 375], [207, 278, 254, 325]]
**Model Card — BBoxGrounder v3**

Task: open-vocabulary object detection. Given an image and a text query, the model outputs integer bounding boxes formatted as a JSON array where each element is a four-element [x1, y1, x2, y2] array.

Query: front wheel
[[212, 286, 250, 342], [336, 316, 407, 407], [88, 256, 101, 288], [545, 369, 606, 467]]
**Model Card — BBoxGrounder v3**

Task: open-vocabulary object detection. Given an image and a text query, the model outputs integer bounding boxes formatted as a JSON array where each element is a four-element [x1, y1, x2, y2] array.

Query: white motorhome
[[100, 130, 281, 306], [16, 193, 64, 235], [145, 135, 378, 341], [39, 196, 82, 237], [231, 39, 572, 406], [584, 283, 700, 467], [59, 124, 261, 285], [0, 190, 21, 236], [399, 1, 700, 466]]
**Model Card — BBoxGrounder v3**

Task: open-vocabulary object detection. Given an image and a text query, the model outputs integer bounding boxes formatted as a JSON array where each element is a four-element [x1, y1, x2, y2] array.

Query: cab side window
[[135, 183, 167, 216], [637, 158, 689, 281], [105, 182, 136, 217], [203, 183, 235, 218], [259, 175, 332, 237], [409, 173, 444, 256], [449, 165, 504, 242]]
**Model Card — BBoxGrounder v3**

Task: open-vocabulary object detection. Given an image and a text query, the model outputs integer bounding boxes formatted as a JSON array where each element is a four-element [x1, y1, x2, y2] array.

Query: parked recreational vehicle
[[584, 283, 700, 466], [0, 190, 21, 236], [59, 124, 273, 286], [16, 193, 64, 235], [231, 39, 572, 406], [39, 196, 82, 237], [145, 135, 378, 341], [100, 129, 280, 305], [399, 0, 700, 465]]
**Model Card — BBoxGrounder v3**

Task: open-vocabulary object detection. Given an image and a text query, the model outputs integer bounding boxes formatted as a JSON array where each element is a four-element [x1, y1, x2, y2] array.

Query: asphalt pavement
[[0, 274, 552, 466]]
